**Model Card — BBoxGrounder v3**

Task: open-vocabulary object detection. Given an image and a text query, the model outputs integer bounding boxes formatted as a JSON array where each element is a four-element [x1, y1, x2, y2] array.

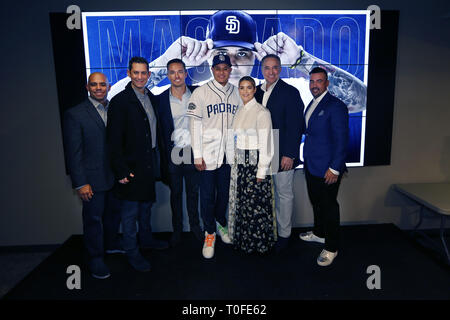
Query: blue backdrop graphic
[[83, 10, 368, 165]]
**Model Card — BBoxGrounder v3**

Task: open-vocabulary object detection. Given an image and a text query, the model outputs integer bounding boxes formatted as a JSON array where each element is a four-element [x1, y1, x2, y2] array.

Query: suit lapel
[[266, 79, 282, 108], [304, 100, 314, 128], [304, 100, 314, 116], [309, 92, 331, 123], [164, 89, 175, 133], [84, 99, 106, 131], [126, 84, 148, 118], [255, 85, 264, 104]]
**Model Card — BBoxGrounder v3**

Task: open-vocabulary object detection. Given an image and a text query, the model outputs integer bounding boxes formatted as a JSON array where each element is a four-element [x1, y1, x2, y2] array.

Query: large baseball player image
[[109, 10, 367, 114]]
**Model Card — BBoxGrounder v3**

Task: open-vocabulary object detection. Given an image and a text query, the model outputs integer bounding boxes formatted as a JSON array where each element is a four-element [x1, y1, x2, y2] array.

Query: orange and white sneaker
[[202, 232, 216, 259]]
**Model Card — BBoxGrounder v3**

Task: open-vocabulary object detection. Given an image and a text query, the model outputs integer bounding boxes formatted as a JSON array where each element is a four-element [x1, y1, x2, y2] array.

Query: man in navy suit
[[255, 54, 304, 252], [157, 58, 203, 246], [63, 72, 123, 279], [300, 67, 349, 266]]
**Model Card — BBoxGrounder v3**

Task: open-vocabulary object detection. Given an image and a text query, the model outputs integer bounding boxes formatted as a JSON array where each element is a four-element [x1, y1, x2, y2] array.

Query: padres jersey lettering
[[186, 79, 241, 170], [207, 103, 238, 118]]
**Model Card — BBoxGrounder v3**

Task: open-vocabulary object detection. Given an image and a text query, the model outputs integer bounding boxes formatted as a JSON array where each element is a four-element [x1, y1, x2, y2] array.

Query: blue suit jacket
[[63, 99, 114, 192], [255, 79, 304, 171], [303, 92, 349, 178], [157, 85, 197, 172]]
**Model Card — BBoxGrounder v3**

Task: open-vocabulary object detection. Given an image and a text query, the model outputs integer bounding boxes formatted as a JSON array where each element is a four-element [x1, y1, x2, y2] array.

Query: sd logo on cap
[[212, 54, 232, 67], [206, 10, 258, 51]]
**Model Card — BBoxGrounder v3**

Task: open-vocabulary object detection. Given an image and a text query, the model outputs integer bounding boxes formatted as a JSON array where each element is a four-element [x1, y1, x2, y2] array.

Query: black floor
[[2, 224, 449, 302]]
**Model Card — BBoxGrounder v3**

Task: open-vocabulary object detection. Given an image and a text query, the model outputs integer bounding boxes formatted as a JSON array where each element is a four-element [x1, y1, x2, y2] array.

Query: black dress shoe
[[274, 236, 289, 253], [141, 239, 169, 250], [89, 257, 111, 279], [191, 226, 204, 242], [170, 232, 182, 247], [127, 252, 151, 272]]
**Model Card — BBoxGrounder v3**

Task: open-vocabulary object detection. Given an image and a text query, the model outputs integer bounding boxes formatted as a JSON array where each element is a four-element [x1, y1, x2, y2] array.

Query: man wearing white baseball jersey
[[186, 54, 240, 259]]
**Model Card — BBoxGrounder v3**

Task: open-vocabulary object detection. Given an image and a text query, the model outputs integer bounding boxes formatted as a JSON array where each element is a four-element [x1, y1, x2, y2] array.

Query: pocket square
[[318, 110, 324, 116]]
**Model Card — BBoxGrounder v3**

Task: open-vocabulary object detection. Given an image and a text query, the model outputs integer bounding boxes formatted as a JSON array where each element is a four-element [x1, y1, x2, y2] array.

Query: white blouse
[[227, 97, 274, 179]]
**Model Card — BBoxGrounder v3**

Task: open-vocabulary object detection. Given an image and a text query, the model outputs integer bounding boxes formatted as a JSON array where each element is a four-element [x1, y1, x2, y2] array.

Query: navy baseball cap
[[206, 10, 258, 51], [212, 54, 232, 67]]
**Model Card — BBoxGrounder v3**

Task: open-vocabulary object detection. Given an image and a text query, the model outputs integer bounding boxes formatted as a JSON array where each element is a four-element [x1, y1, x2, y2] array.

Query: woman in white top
[[227, 76, 276, 254]]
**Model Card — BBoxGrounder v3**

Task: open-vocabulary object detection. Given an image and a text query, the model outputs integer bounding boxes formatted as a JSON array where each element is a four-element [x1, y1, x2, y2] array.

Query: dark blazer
[[255, 79, 305, 171], [63, 99, 114, 192], [303, 92, 349, 177], [107, 82, 165, 202], [157, 85, 197, 172]]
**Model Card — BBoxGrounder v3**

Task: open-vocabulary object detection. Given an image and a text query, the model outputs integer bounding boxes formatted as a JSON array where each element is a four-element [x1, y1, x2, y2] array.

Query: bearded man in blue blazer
[[300, 67, 349, 266]]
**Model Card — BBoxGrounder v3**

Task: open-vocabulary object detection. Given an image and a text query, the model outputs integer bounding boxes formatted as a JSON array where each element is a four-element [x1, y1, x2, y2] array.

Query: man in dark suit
[[107, 57, 168, 272], [300, 67, 349, 266], [63, 72, 123, 279], [255, 54, 304, 252], [157, 59, 203, 247]]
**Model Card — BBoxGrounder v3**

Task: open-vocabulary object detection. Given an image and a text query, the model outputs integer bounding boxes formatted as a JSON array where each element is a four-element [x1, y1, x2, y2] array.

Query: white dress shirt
[[169, 87, 192, 148], [228, 98, 274, 179], [260, 79, 280, 108]]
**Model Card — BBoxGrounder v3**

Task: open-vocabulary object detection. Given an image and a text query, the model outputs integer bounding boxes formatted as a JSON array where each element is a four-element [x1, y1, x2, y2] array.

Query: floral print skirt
[[228, 149, 276, 254]]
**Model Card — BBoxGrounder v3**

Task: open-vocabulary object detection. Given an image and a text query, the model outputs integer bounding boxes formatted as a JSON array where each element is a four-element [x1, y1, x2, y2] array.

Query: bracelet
[[289, 49, 304, 69]]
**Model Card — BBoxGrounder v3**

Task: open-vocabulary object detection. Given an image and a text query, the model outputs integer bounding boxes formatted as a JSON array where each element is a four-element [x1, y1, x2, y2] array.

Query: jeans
[[120, 199, 153, 254], [200, 163, 231, 234]]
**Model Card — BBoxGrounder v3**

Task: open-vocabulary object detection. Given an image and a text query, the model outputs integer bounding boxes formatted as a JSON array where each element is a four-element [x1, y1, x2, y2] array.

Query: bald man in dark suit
[[63, 72, 123, 279]]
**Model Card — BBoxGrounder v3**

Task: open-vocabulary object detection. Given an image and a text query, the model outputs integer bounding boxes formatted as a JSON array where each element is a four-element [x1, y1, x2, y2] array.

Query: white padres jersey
[[186, 79, 241, 170]]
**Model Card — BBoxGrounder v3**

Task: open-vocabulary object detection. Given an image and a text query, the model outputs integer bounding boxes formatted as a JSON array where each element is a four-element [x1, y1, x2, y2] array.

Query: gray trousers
[[273, 169, 295, 238]]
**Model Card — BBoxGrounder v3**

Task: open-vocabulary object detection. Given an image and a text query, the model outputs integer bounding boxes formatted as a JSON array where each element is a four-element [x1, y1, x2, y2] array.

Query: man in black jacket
[[107, 57, 168, 272]]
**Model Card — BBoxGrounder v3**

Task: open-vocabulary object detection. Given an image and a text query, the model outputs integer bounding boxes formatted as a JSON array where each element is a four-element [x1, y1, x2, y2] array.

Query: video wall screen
[[82, 10, 370, 167]]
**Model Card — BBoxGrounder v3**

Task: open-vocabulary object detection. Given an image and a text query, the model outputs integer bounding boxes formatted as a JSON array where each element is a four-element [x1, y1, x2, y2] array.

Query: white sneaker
[[202, 232, 216, 259], [299, 231, 325, 244], [317, 249, 338, 266], [216, 222, 231, 244]]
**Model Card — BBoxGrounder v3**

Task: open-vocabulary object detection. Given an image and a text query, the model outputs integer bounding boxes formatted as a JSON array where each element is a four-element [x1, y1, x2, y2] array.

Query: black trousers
[[304, 166, 342, 252], [81, 190, 121, 258], [169, 163, 201, 233]]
